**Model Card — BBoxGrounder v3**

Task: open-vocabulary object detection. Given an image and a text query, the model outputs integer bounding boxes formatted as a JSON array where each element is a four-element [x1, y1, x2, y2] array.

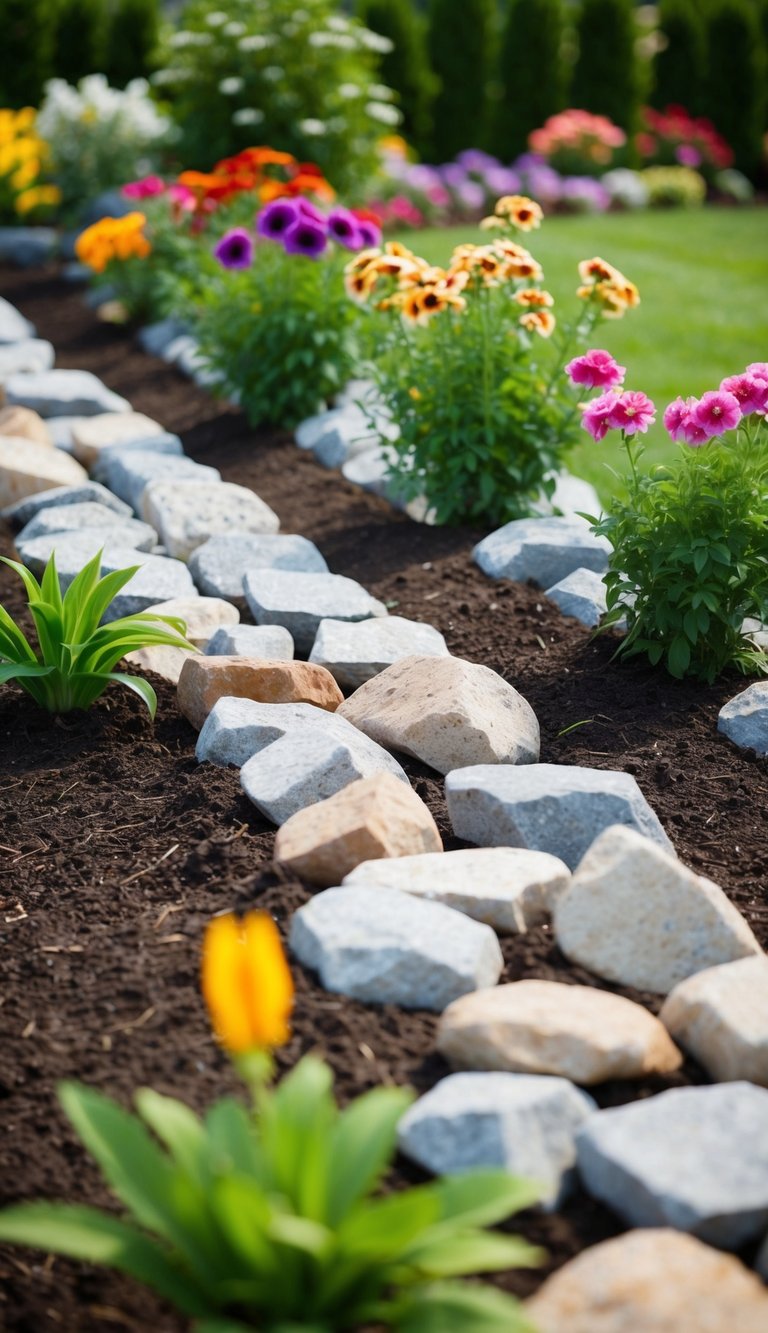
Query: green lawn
[[396, 208, 768, 499]]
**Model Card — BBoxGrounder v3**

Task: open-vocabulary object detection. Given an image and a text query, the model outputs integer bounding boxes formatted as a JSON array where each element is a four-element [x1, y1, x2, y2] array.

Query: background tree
[[103, 0, 159, 88], [493, 0, 566, 160], [358, 0, 436, 156], [703, 0, 765, 176], [427, 0, 495, 159], [651, 0, 707, 116], [570, 0, 640, 135], [52, 0, 105, 86], [0, 0, 55, 107]]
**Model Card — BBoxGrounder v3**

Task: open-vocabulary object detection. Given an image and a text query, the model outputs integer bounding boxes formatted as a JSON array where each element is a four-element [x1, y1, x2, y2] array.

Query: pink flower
[[720, 372, 768, 417], [746, 361, 768, 378], [608, 389, 656, 436], [664, 395, 712, 447], [566, 348, 626, 390], [693, 389, 742, 438], [581, 390, 620, 441], [122, 174, 166, 200], [675, 144, 702, 167]]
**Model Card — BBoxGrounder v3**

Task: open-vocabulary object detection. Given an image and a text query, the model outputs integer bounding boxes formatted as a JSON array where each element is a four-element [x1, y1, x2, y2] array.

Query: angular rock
[[718, 682, 768, 756], [12, 532, 196, 610], [527, 1230, 768, 1333], [3, 369, 130, 417], [473, 515, 611, 587], [534, 470, 602, 519], [190, 534, 327, 608], [341, 443, 400, 497], [0, 339, 54, 379], [295, 404, 393, 470], [0, 437, 88, 507], [343, 846, 569, 932], [309, 616, 450, 690], [660, 956, 768, 1086], [290, 886, 502, 1011], [17, 526, 157, 577], [334, 378, 379, 410], [0, 227, 57, 268], [274, 772, 442, 887], [0, 296, 34, 343], [438, 981, 683, 1084], [121, 644, 196, 685], [2, 480, 132, 528], [101, 450, 220, 514], [556, 825, 761, 993], [196, 698, 328, 768], [137, 318, 188, 358], [205, 624, 294, 661], [143, 479, 280, 561], [244, 569, 387, 653], [45, 416, 81, 452], [139, 596, 239, 648], [576, 1082, 768, 1248], [69, 411, 167, 468], [339, 656, 540, 775], [16, 502, 157, 551], [177, 655, 343, 730], [89, 432, 184, 483], [446, 764, 672, 871], [398, 1071, 596, 1206], [545, 566, 608, 628], [0, 405, 52, 448]]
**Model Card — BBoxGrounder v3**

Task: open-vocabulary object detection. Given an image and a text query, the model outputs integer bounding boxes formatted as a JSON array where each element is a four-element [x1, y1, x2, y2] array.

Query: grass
[[396, 207, 768, 500]]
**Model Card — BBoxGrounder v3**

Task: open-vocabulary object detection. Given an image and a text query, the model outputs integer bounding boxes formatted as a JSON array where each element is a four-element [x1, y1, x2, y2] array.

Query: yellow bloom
[[577, 256, 622, 284], [519, 309, 556, 337], [15, 184, 60, 215], [11, 157, 40, 190], [494, 194, 543, 231], [576, 256, 639, 319], [202, 911, 294, 1055], [514, 288, 554, 308], [75, 213, 151, 272], [478, 215, 506, 230], [408, 386, 422, 400]]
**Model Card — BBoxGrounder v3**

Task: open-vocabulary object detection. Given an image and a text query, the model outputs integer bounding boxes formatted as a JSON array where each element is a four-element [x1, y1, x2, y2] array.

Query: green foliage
[[703, 0, 765, 177], [640, 165, 706, 207], [0, 1059, 542, 1330], [52, 0, 105, 86], [651, 0, 707, 117], [592, 427, 768, 682], [0, 0, 56, 108], [493, 0, 566, 160], [0, 550, 195, 716], [570, 0, 640, 135], [103, 0, 160, 88], [427, 0, 496, 159], [357, 0, 436, 156]]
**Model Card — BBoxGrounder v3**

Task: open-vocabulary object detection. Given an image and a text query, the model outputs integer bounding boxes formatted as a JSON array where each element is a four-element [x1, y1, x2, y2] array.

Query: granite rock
[[0, 437, 88, 507], [69, 411, 167, 468], [0, 296, 34, 343], [0, 339, 54, 379], [473, 515, 611, 587], [545, 566, 608, 628], [660, 955, 768, 1086], [309, 616, 450, 689], [143, 479, 280, 561], [101, 449, 220, 514], [1, 480, 132, 527], [0, 405, 52, 448], [3, 369, 130, 417], [244, 568, 387, 653], [190, 534, 327, 608], [205, 624, 294, 661], [16, 502, 157, 551], [718, 682, 768, 756]]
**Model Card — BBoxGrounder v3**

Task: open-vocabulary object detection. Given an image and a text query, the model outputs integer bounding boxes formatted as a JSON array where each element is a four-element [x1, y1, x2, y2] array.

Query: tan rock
[[0, 436, 87, 507], [122, 644, 195, 685], [526, 1229, 768, 1333], [137, 596, 239, 648], [660, 955, 768, 1086], [438, 980, 683, 1085], [70, 412, 165, 468], [273, 773, 442, 887], [0, 405, 52, 447], [338, 654, 539, 775], [177, 655, 343, 730]]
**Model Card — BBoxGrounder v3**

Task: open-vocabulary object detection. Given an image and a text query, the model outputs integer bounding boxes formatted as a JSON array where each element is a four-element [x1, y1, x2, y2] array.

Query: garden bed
[[1, 264, 767, 1332]]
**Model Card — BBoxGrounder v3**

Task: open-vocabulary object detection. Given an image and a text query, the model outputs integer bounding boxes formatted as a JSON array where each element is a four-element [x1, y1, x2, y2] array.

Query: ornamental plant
[[579, 357, 768, 682], [347, 199, 640, 526], [636, 105, 733, 182], [528, 109, 626, 177], [0, 107, 61, 222], [0, 910, 542, 1331], [0, 550, 195, 716]]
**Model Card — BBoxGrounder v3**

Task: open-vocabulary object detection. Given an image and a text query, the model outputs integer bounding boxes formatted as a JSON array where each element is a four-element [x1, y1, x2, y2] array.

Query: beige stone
[[0, 436, 87, 507], [555, 825, 761, 994], [660, 955, 768, 1086], [526, 1229, 768, 1333], [137, 596, 239, 648], [177, 655, 343, 730], [70, 412, 165, 468], [338, 654, 539, 775], [438, 980, 682, 1085], [123, 644, 195, 685], [274, 772, 443, 887], [0, 405, 52, 447]]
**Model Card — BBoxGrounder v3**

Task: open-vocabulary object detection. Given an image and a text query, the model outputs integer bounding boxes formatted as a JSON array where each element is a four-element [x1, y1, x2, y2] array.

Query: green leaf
[[433, 1171, 542, 1228], [107, 672, 158, 717], [263, 1056, 336, 1221], [401, 1228, 544, 1277], [209, 1175, 274, 1270], [396, 1279, 537, 1333], [0, 662, 56, 684], [338, 1186, 440, 1259], [326, 1085, 413, 1225], [205, 1098, 266, 1183], [134, 1089, 207, 1184], [668, 634, 691, 678]]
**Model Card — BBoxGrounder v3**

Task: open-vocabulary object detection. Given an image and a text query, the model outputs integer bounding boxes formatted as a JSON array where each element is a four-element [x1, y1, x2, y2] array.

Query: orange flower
[[514, 288, 554, 308], [494, 194, 543, 231], [519, 309, 556, 337], [202, 911, 294, 1055], [576, 256, 639, 319], [75, 213, 150, 273]]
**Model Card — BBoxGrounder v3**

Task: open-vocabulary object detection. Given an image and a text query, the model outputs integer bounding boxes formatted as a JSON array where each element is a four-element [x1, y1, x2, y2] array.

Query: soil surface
[[1, 265, 767, 1332]]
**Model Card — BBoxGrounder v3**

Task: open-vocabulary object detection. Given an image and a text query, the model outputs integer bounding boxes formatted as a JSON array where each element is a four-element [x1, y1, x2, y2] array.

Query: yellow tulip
[[202, 912, 294, 1055]]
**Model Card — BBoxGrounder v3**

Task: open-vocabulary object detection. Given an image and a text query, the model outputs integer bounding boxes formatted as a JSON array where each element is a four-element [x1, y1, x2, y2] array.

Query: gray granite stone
[[295, 404, 392, 470], [341, 443, 400, 498], [473, 516, 611, 587], [545, 567, 608, 628], [205, 624, 294, 661], [190, 534, 327, 609], [89, 432, 184, 481], [0, 296, 35, 343], [243, 569, 387, 653], [3, 369, 130, 417], [13, 533, 195, 613], [143, 480, 280, 561], [718, 683, 768, 756], [16, 502, 157, 550], [0, 339, 54, 378], [309, 616, 450, 689], [102, 450, 220, 514], [196, 698, 321, 768], [533, 471, 602, 519], [137, 318, 189, 358], [2, 481, 132, 527], [0, 227, 57, 267]]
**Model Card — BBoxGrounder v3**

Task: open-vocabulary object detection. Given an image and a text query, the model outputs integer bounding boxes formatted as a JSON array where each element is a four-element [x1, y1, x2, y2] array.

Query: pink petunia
[[747, 362, 768, 378], [692, 389, 742, 438], [581, 390, 620, 441], [566, 348, 626, 390], [720, 372, 768, 417], [664, 395, 712, 447], [608, 389, 656, 436], [122, 174, 166, 200]]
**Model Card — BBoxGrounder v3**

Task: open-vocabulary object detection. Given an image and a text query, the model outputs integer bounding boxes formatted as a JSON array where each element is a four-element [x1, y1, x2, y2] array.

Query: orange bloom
[[514, 288, 554, 308], [494, 194, 543, 231], [577, 256, 622, 284], [519, 309, 556, 337], [202, 911, 294, 1055], [75, 213, 150, 273]]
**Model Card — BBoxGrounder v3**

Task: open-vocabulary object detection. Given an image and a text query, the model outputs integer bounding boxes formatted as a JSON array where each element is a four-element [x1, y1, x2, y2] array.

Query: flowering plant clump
[[584, 359, 768, 682], [640, 165, 706, 208], [528, 109, 626, 177], [636, 105, 733, 181], [0, 910, 541, 1332], [347, 198, 640, 526], [0, 107, 60, 222]]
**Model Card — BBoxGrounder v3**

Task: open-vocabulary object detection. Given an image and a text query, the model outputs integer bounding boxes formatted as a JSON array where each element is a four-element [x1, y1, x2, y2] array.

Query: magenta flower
[[720, 372, 768, 417], [213, 227, 254, 270], [609, 389, 656, 436], [122, 174, 165, 199], [283, 217, 328, 259], [581, 390, 620, 441], [566, 348, 626, 390], [663, 396, 710, 447], [747, 361, 768, 379], [326, 206, 363, 251], [355, 217, 382, 248], [693, 389, 742, 438], [257, 198, 301, 241]]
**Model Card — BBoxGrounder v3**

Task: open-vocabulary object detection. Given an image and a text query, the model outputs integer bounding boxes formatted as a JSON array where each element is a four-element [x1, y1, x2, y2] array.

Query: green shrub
[[103, 0, 160, 88], [358, 0, 436, 156], [52, 0, 105, 86], [703, 0, 765, 177], [0, 0, 56, 108], [493, 0, 566, 161], [651, 0, 707, 117], [427, 0, 495, 159], [640, 164, 706, 206], [570, 0, 640, 136]]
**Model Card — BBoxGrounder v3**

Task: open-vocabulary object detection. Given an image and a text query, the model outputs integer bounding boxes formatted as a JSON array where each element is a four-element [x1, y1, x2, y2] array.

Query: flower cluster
[[664, 365, 768, 446], [529, 109, 626, 174], [215, 195, 380, 268], [75, 212, 151, 273], [637, 105, 733, 176], [0, 107, 60, 220], [576, 256, 640, 319]]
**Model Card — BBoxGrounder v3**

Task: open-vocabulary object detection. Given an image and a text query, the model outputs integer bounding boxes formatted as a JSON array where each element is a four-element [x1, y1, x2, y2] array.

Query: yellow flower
[[202, 911, 294, 1055], [478, 215, 506, 230], [514, 288, 554, 308], [494, 194, 543, 231], [15, 184, 60, 215], [577, 256, 622, 284], [11, 157, 40, 190], [576, 256, 639, 319], [519, 309, 556, 337], [408, 386, 422, 400]]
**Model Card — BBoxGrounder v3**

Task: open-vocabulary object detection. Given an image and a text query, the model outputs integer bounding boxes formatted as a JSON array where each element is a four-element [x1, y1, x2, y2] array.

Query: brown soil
[[1, 265, 767, 1333]]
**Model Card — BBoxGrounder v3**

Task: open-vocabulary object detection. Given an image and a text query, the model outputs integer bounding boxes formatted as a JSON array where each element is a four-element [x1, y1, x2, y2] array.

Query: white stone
[[556, 825, 761, 993], [660, 956, 768, 1085], [0, 436, 88, 507], [339, 656, 540, 774], [718, 682, 768, 756], [473, 515, 611, 587], [295, 404, 385, 469], [334, 378, 379, 410], [196, 698, 323, 768], [290, 886, 503, 1012], [3, 369, 130, 417], [743, 617, 768, 653], [138, 318, 188, 358], [16, 502, 157, 550], [102, 450, 220, 514], [0, 296, 34, 343], [205, 624, 294, 660], [190, 534, 327, 608], [446, 764, 672, 870], [0, 339, 54, 378], [343, 846, 569, 932], [547, 470, 602, 518], [17, 528, 157, 578], [545, 566, 608, 628], [69, 412, 167, 468], [398, 1071, 596, 1206], [576, 1082, 768, 1248], [45, 416, 80, 452], [101, 555, 198, 622], [89, 433, 184, 483], [120, 644, 194, 685], [438, 981, 683, 1084], [2, 480, 132, 527], [159, 333, 197, 365], [142, 479, 280, 561], [244, 569, 387, 653], [12, 532, 196, 612], [341, 442, 400, 497], [309, 616, 450, 689]]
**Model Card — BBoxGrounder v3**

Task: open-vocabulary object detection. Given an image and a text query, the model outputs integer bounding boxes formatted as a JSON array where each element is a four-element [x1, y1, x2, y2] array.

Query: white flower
[[369, 84, 395, 101], [151, 67, 193, 86], [219, 77, 245, 96], [601, 168, 650, 208], [299, 118, 327, 136], [358, 29, 393, 53], [338, 83, 360, 99], [326, 14, 350, 30], [205, 11, 228, 26], [169, 30, 212, 48], [224, 21, 246, 37], [309, 31, 355, 49], [365, 101, 401, 127], [238, 34, 275, 52], [232, 107, 265, 126], [261, 65, 284, 82]]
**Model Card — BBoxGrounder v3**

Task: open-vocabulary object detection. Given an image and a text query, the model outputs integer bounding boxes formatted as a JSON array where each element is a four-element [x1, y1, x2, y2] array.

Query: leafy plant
[[0, 550, 196, 716]]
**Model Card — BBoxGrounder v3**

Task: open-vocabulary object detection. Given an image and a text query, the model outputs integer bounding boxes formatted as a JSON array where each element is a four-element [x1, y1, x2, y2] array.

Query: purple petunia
[[283, 217, 328, 259], [355, 218, 382, 248], [213, 227, 254, 270], [326, 206, 364, 251], [257, 198, 301, 241]]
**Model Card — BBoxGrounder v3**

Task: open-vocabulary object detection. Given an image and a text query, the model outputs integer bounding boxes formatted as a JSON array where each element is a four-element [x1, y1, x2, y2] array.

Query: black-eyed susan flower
[[519, 309, 556, 337], [494, 194, 543, 231]]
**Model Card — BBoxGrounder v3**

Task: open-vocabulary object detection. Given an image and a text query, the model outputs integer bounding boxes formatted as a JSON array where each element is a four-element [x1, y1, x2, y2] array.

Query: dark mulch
[[1, 265, 766, 1332]]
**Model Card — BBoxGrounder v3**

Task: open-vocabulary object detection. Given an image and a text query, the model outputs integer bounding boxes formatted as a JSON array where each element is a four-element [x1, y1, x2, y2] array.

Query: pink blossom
[[581, 390, 620, 441], [566, 348, 626, 390], [663, 395, 710, 446], [720, 372, 768, 417], [608, 389, 656, 436], [693, 389, 742, 438], [746, 361, 768, 378], [168, 184, 196, 212], [122, 175, 166, 199], [675, 144, 702, 167]]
